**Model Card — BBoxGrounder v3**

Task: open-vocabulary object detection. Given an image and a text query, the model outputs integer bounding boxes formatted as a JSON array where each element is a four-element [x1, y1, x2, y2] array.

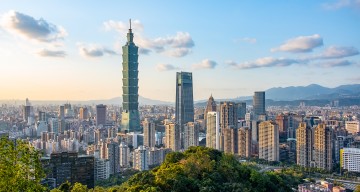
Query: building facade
[[206, 112, 220, 150], [165, 122, 180, 152], [341, 148, 360, 173], [296, 122, 313, 167], [183, 122, 199, 149], [253, 91, 265, 116], [258, 121, 279, 161], [121, 21, 140, 133], [143, 118, 156, 148], [313, 124, 333, 171], [96, 104, 106, 126]]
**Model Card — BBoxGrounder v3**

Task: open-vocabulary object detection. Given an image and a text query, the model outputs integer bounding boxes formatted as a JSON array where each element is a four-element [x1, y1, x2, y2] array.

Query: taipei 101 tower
[[121, 20, 140, 133]]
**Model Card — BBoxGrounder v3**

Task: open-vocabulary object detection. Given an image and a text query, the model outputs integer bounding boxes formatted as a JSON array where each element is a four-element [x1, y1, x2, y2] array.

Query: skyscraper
[[219, 101, 238, 152], [183, 122, 199, 150], [96, 104, 106, 126], [238, 127, 252, 157], [204, 94, 217, 128], [258, 121, 279, 161], [121, 20, 140, 133], [143, 118, 155, 148], [206, 112, 220, 150], [175, 72, 194, 148], [23, 98, 32, 123], [253, 91, 265, 116], [296, 122, 313, 168], [79, 107, 88, 120], [165, 122, 180, 152], [314, 124, 333, 171]]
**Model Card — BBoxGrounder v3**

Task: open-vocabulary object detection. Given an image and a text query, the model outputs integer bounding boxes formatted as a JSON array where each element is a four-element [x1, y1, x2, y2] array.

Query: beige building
[[183, 122, 199, 150], [165, 123, 180, 152], [258, 121, 279, 161], [345, 121, 359, 135], [219, 102, 237, 152], [206, 112, 220, 150], [296, 122, 313, 167], [313, 124, 333, 171], [143, 118, 156, 148], [238, 127, 252, 157]]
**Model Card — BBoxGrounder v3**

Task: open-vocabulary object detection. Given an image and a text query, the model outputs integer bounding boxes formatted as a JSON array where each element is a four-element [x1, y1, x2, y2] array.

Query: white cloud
[[271, 34, 323, 53], [78, 43, 117, 58], [37, 49, 66, 57], [156, 64, 179, 71], [323, 0, 360, 10], [234, 37, 257, 44], [316, 60, 353, 67], [193, 59, 217, 69], [228, 57, 305, 70], [104, 20, 195, 57], [1, 10, 67, 43], [315, 46, 359, 59]]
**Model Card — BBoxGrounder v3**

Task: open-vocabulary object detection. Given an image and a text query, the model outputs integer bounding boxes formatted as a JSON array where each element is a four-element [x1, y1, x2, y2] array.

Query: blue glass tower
[[121, 20, 140, 133]]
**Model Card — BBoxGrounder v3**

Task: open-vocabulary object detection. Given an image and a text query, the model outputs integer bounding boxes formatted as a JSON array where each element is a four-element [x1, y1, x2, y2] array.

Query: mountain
[[265, 84, 360, 101]]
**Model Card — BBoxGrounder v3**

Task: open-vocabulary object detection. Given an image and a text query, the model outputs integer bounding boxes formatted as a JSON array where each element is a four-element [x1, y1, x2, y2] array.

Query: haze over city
[[0, 0, 359, 102]]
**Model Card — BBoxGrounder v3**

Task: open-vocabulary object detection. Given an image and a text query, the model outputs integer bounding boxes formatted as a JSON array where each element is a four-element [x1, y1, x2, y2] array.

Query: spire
[[127, 18, 133, 43]]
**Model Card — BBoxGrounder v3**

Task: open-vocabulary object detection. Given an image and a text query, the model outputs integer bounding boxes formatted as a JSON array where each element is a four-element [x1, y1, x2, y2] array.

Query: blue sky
[[0, 0, 359, 101]]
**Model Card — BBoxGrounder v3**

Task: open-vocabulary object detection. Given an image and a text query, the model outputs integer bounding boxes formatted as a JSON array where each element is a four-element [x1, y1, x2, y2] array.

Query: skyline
[[0, 1, 359, 102]]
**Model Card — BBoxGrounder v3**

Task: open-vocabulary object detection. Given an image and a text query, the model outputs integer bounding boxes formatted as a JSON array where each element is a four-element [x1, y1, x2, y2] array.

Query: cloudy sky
[[0, 1, 359, 101]]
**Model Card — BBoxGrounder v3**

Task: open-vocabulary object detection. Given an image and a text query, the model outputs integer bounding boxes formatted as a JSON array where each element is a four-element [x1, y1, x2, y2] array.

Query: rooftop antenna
[[129, 19, 132, 30]]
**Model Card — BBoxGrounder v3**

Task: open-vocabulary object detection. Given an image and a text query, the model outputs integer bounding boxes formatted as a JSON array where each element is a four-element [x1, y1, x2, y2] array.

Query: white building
[[341, 148, 360, 173], [259, 121, 279, 162], [94, 150, 110, 181], [133, 145, 149, 171], [345, 121, 360, 135], [119, 142, 130, 169], [183, 122, 199, 150]]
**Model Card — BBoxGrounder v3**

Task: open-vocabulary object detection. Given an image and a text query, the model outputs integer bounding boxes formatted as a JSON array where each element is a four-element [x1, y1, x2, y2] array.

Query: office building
[[59, 105, 65, 119], [296, 122, 313, 167], [107, 142, 120, 175], [94, 150, 110, 181], [345, 121, 359, 135], [143, 118, 156, 148], [183, 122, 199, 149], [341, 148, 360, 173], [133, 145, 148, 171], [96, 104, 107, 126], [42, 152, 94, 188], [175, 72, 194, 148], [23, 98, 32, 123], [314, 124, 333, 171], [275, 114, 289, 140], [165, 122, 180, 152], [38, 111, 46, 122], [79, 107, 88, 120], [258, 121, 279, 161], [204, 94, 217, 128], [253, 91, 265, 116], [238, 127, 252, 157], [121, 21, 140, 133], [219, 101, 238, 152], [206, 112, 220, 150], [237, 102, 247, 120]]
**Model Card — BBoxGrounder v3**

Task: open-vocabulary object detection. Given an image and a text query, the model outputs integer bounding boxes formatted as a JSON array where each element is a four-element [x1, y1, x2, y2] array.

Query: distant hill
[[265, 84, 360, 101]]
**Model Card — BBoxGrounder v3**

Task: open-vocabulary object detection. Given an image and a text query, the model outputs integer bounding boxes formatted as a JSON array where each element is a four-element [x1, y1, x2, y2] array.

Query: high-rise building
[[79, 107, 88, 120], [38, 111, 47, 122], [276, 114, 289, 140], [107, 142, 120, 175], [42, 152, 94, 188], [59, 105, 65, 120], [121, 20, 140, 133], [119, 142, 130, 169], [94, 150, 110, 182], [23, 98, 32, 123], [258, 121, 279, 161], [253, 91, 265, 116], [183, 122, 199, 149], [237, 102, 247, 120], [219, 101, 238, 152], [96, 104, 107, 126], [204, 94, 217, 128], [143, 118, 156, 148], [165, 122, 180, 152], [314, 124, 333, 171], [341, 148, 360, 173], [296, 122, 313, 168], [238, 127, 252, 157], [175, 72, 194, 148], [206, 112, 220, 150], [133, 145, 149, 171]]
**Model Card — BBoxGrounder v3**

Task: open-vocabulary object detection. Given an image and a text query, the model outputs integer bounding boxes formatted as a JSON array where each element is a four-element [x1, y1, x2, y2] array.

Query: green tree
[[354, 185, 360, 192], [0, 137, 46, 191], [71, 182, 88, 192]]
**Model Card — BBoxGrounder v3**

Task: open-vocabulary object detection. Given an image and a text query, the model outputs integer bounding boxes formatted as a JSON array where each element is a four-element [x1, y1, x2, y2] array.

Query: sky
[[0, 0, 359, 102]]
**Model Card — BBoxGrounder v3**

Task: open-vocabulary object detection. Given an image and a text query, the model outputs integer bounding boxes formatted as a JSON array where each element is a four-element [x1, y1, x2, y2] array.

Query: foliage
[[95, 169, 139, 187], [355, 185, 360, 192], [115, 146, 303, 192], [0, 137, 46, 192]]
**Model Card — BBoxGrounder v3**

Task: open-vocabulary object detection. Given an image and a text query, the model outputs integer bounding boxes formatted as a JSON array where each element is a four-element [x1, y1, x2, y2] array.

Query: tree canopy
[[0, 137, 46, 191]]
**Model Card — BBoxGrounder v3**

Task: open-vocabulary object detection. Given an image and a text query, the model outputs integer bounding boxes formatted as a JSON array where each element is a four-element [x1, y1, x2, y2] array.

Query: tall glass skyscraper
[[121, 21, 140, 133], [175, 72, 194, 148], [253, 91, 265, 116]]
